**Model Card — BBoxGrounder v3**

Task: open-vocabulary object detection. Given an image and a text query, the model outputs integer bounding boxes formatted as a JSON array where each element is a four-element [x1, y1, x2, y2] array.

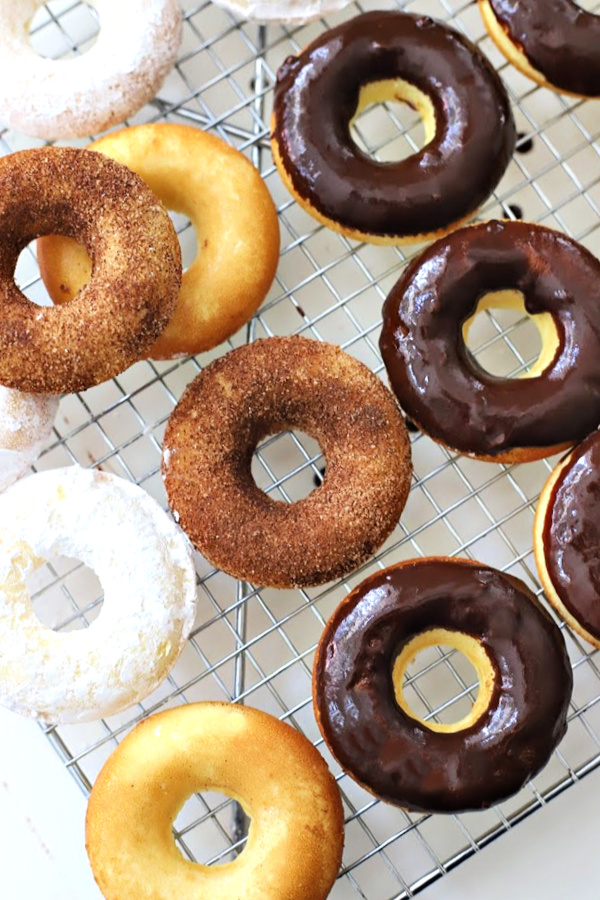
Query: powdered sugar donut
[[0, 466, 197, 724], [0, 387, 58, 492], [212, 0, 351, 24], [0, 0, 182, 140]]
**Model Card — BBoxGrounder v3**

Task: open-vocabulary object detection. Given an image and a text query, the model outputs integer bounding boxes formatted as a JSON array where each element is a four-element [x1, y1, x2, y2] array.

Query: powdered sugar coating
[[0, 0, 182, 140], [212, 0, 351, 23], [0, 386, 58, 492], [0, 466, 197, 724]]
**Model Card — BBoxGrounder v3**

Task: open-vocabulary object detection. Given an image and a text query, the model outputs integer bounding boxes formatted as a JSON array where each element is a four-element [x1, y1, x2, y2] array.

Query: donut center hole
[[16, 240, 59, 306], [251, 430, 324, 503], [26, 555, 103, 632], [29, 1, 99, 60], [462, 290, 559, 379], [393, 629, 495, 733], [350, 79, 435, 163], [169, 211, 199, 273], [174, 791, 251, 865]]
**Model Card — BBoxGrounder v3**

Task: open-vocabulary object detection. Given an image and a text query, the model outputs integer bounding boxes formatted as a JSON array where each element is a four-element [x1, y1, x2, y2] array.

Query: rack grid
[[6, 1, 600, 897]]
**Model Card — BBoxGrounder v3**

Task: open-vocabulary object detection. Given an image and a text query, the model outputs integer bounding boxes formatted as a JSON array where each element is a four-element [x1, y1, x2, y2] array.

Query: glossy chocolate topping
[[272, 11, 515, 239], [544, 430, 600, 639], [488, 0, 600, 97], [314, 558, 572, 813], [380, 220, 600, 458]]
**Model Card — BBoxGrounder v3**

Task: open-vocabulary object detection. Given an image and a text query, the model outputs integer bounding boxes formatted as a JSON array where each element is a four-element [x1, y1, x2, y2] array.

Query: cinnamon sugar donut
[[163, 337, 411, 588], [86, 703, 344, 900], [0, 147, 181, 394], [37, 124, 280, 360], [0, 0, 182, 140]]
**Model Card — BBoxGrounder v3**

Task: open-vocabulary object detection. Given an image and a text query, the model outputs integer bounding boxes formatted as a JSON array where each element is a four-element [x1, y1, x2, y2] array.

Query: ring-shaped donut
[[535, 429, 600, 649], [0, 0, 182, 140], [163, 337, 412, 588], [480, 0, 600, 98], [0, 386, 58, 492], [86, 703, 344, 900], [313, 557, 573, 813], [37, 124, 280, 360], [0, 466, 197, 724], [271, 11, 516, 245], [380, 220, 600, 463], [0, 147, 181, 394]]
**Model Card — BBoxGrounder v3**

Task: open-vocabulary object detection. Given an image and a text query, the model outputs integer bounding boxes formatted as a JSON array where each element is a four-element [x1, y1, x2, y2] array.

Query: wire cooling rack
[[6, 0, 600, 897]]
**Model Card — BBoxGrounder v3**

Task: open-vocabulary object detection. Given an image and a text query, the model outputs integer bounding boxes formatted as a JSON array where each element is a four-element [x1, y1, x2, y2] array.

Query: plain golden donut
[[162, 337, 412, 588], [37, 124, 280, 360], [86, 702, 344, 900], [0, 147, 181, 394]]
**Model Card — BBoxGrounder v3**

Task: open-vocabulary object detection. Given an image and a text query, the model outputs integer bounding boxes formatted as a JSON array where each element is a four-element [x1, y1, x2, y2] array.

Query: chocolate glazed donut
[[535, 430, 600, 649], [271, 11, 516, 244], [480, 0, 600, 97], [313, 558, 573, 813], [380, 220, 600, 463]]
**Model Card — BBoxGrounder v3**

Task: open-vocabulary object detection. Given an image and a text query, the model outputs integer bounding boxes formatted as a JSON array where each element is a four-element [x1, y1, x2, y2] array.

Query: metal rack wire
[[7, 0, 600, 896]]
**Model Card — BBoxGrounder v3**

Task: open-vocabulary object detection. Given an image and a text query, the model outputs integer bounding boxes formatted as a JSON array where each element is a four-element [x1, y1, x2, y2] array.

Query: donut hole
[[29, 1, 99, 60], [27, 555, 103, 632], [174, 790, 251, 865], [392, 629, 495, 733], [16, 239, 65, 306], [350, 79, 435, 163], [168, 211, 199, 273], [251, 430, 324, 503], [462, 290, 560, 379]]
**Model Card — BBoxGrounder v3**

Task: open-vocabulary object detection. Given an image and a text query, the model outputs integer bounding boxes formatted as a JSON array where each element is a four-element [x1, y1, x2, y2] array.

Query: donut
[[163, 337, 411, 588], [534, 429, 600, 649], [0, 387, 58, 492], [313, 557, 573, 813], [0, 147, 181, 394], [86, 702, 344, 900], [380, 219, 600, 463], [270, 11, 516, 246], [37, 124, 280, 360], [0, 0, 182, 140], [210, 0, 351, 23], [0, 466, 197, 724], [479, 0, 600, 98]]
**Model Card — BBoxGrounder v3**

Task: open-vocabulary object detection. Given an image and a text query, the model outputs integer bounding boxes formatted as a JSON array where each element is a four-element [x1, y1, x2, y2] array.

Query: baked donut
[[0, 387, 58, 492], [535, 429, 600, 649], [0, 466, 196, 724], [210, 0, 351, 24], [0, 147, 181, 394], [480, 0, 600, 98], [86, 702, 344, 900], [271, 11, 516, 245], [163, 337, 411, 588], [0, 0, 182, 140], [313, 557, 572, 813], [37, 124, 280, 360], [380, 219, 600, 463]]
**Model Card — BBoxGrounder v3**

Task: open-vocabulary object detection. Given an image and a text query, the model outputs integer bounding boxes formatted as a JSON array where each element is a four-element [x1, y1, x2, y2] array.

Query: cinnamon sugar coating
[[0, 147, 181, 394], [163, 337, 412, 588]]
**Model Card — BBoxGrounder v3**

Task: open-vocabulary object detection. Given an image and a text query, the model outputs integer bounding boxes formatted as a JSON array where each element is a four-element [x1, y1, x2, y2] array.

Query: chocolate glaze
[[272, 11, 515, 239], [314, 558, 572, 813], [544, 430, 600, 639], [488, 0, 600, 97], [380, 220, 600, 458]]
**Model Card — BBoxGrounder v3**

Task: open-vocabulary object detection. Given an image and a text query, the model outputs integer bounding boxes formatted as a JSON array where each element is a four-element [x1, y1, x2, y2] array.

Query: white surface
[[1, 698, 599, 899]]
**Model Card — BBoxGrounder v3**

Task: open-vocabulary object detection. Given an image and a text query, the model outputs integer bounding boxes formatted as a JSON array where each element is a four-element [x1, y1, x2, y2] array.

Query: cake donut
[[480, 0, 600, 98], [0, 0, 182, 140], [37, 124, 280, 360], [535, 430, 600, 649], [313, 558, 572, 813], [0, 147, 181, 394], [271, 11, 516, 245], [0, 466, 197, 724], [86, 703, 344, 900], [380, 220, 600, 463], [210, 0, 351, 24], [0, 387, 58, 492], [163, 337, 411, 588]]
